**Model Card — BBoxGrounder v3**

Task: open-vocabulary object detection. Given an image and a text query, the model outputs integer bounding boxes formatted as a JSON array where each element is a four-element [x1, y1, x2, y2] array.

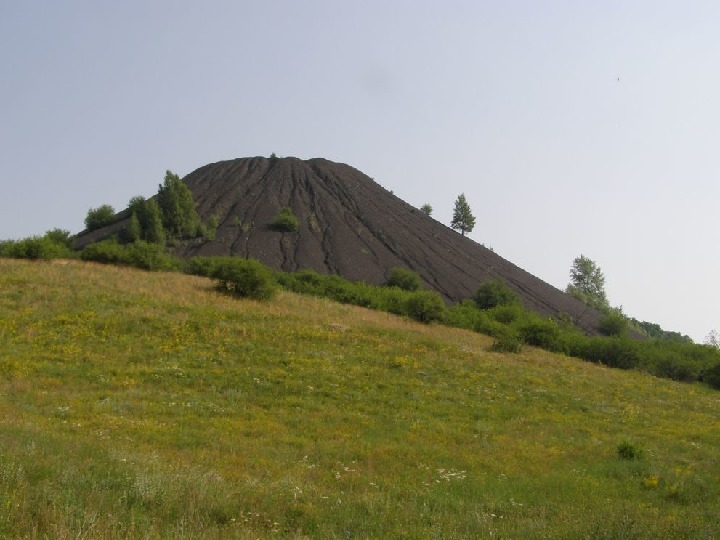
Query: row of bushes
[[4, 238, 720, 389], [0, 230, 74, 260]]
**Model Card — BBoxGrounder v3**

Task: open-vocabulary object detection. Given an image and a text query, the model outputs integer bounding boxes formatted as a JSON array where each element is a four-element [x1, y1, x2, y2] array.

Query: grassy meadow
[[1, 259, 719, 538]]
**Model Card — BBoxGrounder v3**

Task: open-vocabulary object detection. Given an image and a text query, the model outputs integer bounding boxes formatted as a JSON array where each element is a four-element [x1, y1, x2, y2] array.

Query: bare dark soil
[[78, 156, 604, 333]]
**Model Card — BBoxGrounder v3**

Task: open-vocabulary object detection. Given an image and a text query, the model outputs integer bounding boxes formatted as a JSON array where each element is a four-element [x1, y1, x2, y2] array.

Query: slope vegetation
[[75, 157, 605, 334], [1, 259, 718, 538]]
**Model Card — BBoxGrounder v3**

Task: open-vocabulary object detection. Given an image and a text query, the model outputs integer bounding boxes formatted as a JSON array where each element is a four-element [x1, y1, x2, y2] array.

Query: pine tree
[[450, 193, 475, 236]]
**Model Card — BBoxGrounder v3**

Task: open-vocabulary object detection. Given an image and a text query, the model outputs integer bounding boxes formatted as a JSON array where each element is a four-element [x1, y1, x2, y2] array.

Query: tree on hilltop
[[451, 193, 475, 236]]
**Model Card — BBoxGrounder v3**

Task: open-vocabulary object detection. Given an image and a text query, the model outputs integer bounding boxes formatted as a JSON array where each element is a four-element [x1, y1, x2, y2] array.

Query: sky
[[1, 1, 718, 342]]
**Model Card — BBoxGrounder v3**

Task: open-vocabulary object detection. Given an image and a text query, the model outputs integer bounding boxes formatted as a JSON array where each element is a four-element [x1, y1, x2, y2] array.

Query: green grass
[[1, 259, 720, 538]]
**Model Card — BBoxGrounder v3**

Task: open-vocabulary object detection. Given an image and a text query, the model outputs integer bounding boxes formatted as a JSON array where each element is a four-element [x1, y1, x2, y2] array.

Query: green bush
[[487, 304, 524, 325], [702, 362, 720, 390], [443, 300, 488, 331], [44, 229, 73, 249], [405, 291, 445, 323], [519, 318, 561, 350], [272, 207, 299, 232], [599, 311, 628, 337], [570, 337, 640, 370], [474, 279, 519, 309], [210, 258, 277, 300], [490, 326, 522, 353], [386, 267, 423, 291], [81, 240, 180, 271], [85, 204, 116, 231], [0, 235, 73, 260], [617, 441, 643, 461]]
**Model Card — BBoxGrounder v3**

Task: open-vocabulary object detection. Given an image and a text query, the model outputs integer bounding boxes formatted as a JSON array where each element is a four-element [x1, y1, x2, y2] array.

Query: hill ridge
[[77, 156, 604, 333]]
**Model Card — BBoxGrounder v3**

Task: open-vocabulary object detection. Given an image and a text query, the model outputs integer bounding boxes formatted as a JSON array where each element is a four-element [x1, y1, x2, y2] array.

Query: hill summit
[[78, 156, 604, 333]]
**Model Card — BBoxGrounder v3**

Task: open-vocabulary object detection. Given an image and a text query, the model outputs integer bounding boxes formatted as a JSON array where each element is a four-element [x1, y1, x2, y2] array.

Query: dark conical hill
[[170, 156, 603, 333]]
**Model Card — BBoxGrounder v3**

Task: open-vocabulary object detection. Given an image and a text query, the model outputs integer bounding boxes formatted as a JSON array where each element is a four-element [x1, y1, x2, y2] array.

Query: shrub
[[0, 235, 73, 260], [617, 441, 643, 461], [85, 204, 116, 231], [405, 290, 445, 323], [519, 319, 561, 350], [272, 207, 299, 232], [386, 267, 423, 291], [44, 228, 73, 248], [487, 304, 523, 325], [210, 258, 277, 300], [702, 362, 720, 390], [474, 279, 519, 309], [490, 326, 522, 353], [573, 337, 640, 370], [443, 300, 487, 331], [81, 239, 180, 271], [599, 310, 628, 337]]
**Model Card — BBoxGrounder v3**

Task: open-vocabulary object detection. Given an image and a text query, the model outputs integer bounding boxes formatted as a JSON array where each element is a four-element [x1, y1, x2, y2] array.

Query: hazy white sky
[[1, 1, 718, 341]]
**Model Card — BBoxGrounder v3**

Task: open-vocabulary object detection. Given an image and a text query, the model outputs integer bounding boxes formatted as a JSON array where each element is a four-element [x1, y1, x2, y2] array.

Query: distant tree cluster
[[121, 170, 204, 246]]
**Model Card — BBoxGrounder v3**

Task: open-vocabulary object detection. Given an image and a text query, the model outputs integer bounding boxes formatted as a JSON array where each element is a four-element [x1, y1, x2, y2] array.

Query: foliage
[[598, 309, 629, 337], [617, 441, 643, 461], [566, 254, 609, 311], [156, 170, 201, 238], [386, 267, 423, 291], [205, 214, 220, 240], [80, 239, 181, 271], [44, 228, 73, 248], [474, 279, 519, 309], [0, 233, 74, 260], [84, 204, 116, 231], [271, 207, 299, 232], [630, 318, 692, 343], [489, 326, 523, 353], [420, 203, 433, 216], [209, 257, 277, 300], [450, 193, 475, 236], [125, 211, 142, 242], [518, 319, 561, 350], [702, 362, 720, 389], [405, 290, 445, 323], [125, 196, 166, 245]]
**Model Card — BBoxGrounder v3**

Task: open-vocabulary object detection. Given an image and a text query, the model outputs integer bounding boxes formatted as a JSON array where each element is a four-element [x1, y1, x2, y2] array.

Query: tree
[[85, 204, 116, 231], [142, 199, 166, 245], [157, 170, 200, 238], [566, 254, 608, 310], [705, 330, 720, 348], [420, 204, 433, 216], [125, 212, 142, 242], [450, 193, 475, 236]]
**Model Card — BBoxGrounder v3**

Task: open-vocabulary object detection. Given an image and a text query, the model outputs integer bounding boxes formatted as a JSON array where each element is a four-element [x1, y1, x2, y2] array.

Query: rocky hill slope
[[77, 156, 604, 333]]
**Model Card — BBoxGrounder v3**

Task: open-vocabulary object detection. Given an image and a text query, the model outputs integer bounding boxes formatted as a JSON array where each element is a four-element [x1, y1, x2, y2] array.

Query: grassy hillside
[[1, 259, 719, 539]]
